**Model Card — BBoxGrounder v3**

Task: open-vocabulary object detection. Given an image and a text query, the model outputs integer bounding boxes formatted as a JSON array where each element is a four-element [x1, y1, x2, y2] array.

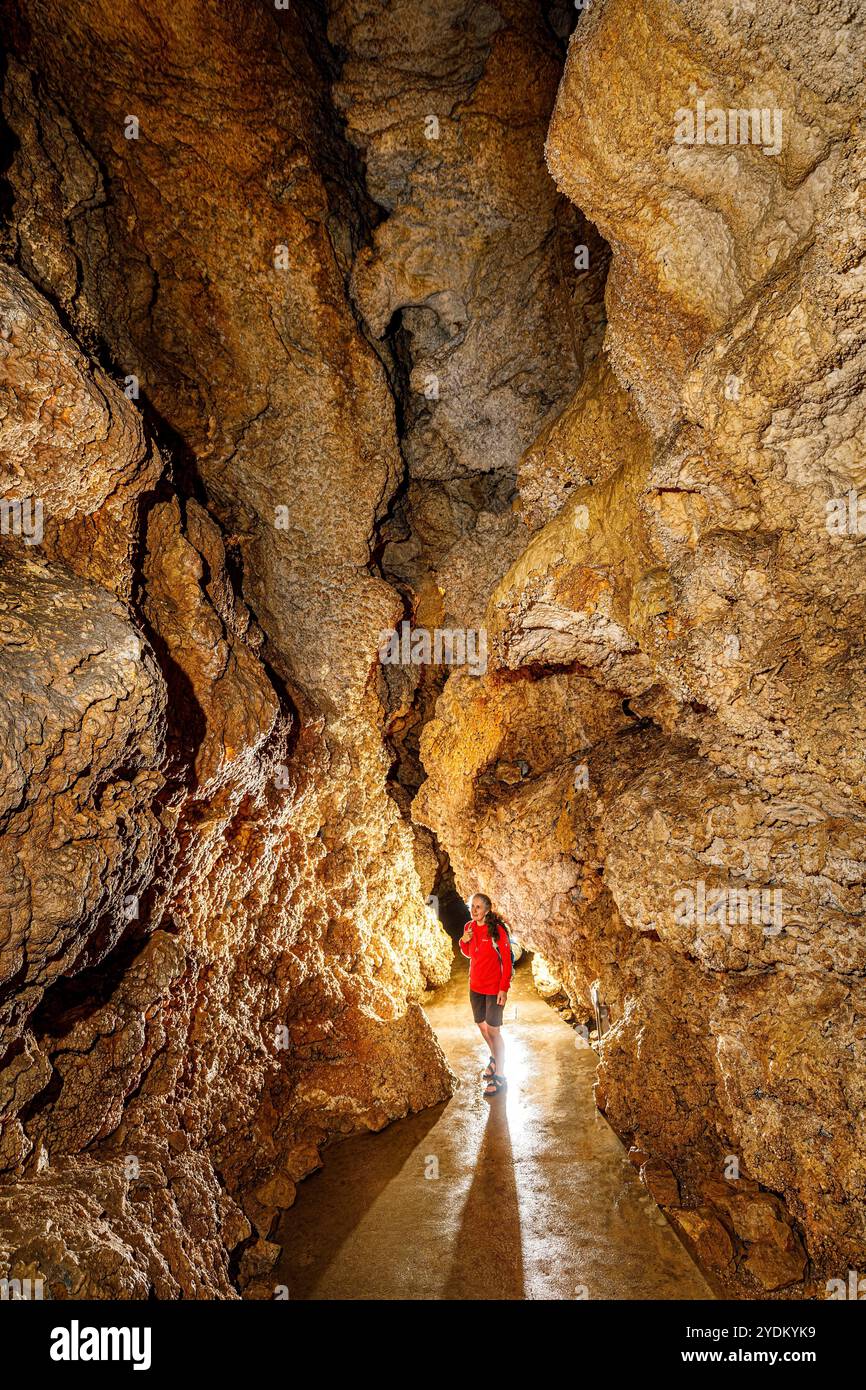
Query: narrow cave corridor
[[275, 946, 714, 1301], [0, 0, 864, 1358]]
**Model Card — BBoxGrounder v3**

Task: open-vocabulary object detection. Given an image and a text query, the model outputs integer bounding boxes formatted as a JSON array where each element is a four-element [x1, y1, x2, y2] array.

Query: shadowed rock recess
[[0, 0, 863, 1300]]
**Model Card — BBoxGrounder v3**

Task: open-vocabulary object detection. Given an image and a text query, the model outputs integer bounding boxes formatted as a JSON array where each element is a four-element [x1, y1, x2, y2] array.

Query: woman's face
[[470, 896, 488, 922]]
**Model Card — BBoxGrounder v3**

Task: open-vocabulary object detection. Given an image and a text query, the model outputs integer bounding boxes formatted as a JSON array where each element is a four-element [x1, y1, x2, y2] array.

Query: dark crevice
[[25, 911, 157, 1047], [0, 54, 20, 245]]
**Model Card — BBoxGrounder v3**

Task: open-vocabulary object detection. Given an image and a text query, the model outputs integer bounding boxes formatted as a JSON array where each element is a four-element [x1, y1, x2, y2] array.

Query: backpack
[[487, 917, 516, 979]]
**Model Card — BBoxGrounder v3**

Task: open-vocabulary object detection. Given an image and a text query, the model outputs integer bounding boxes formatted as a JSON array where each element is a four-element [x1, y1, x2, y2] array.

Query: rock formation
[[416, 0, 866, 1295], [0, 0, 864, 1301], [0, 0, 453, 1299]]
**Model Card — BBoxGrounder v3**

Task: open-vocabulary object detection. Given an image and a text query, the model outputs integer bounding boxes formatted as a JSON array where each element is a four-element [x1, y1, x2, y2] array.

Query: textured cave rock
[[0, 0, 863, 1304], [416, 0, 866, 1293], [0, 556, 166, 1061], [0, 0, 453, 1298], [331, 0, 609, 825], [332, 0, 609, 633]]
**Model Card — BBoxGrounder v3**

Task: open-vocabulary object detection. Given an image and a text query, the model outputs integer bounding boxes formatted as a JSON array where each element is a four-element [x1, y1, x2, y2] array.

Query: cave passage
[[1, 0, 863, 1322], [275, 948, 713, 1300]]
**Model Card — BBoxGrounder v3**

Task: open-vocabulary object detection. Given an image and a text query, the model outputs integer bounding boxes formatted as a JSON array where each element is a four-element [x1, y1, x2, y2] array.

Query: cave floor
[[274, 948, 715, 1300]]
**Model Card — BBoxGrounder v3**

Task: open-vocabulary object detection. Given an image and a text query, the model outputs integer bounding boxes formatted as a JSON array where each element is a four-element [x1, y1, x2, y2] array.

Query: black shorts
[[470, 990, 504, 1028]]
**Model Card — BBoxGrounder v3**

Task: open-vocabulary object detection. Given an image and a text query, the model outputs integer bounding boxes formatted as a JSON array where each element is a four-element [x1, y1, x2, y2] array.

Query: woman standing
[[459, 893, 512, 1096]]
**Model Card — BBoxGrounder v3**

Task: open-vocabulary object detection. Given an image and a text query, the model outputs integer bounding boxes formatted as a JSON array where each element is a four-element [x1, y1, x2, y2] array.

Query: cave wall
[[0, 0, 863, 1303], [331, 0, 609, 837], [416, 0, 866, 1292], [0, 0, 454, 1298]]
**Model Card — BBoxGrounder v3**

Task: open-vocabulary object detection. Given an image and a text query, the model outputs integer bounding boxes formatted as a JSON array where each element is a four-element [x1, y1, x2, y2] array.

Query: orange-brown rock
[[416, 0, 866, 1296], [672, 1207, 735, 1272], [1, 0, 864, 1304], [0, 0, 454, 1298], [640, 1158, 681, 1209]]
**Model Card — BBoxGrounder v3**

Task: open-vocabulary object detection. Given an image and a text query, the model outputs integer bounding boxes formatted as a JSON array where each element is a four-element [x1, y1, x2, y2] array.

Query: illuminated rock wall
[[417, 0, 866, 1294]]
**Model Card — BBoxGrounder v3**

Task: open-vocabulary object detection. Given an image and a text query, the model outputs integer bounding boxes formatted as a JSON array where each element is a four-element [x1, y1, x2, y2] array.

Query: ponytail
[[484, 908, 506, 938]]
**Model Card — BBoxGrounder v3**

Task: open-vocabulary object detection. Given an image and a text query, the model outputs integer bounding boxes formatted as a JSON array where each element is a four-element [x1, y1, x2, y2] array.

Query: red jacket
[[460, 921, 513, 995]]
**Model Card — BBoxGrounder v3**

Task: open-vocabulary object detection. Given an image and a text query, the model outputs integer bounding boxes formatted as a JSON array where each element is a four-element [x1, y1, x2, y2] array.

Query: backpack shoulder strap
[[489, 922, 513, 971]]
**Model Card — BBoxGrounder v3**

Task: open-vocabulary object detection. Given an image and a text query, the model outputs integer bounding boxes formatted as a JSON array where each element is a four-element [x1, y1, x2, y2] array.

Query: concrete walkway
[[275, 946, 714, 1300]]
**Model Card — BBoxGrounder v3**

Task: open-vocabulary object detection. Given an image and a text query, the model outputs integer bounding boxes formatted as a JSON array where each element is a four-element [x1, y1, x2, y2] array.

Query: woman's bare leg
[[487, 1024, 505, 1078]]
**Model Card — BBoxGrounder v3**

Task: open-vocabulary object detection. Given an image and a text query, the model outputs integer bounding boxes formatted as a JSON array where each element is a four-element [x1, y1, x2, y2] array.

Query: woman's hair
[[484, 909, 505, 938]]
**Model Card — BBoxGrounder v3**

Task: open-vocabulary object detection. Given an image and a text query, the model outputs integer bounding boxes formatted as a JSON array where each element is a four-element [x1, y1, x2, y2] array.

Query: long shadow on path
[[275, 946, 714, 1300], [443, 1093, 524, 1298]]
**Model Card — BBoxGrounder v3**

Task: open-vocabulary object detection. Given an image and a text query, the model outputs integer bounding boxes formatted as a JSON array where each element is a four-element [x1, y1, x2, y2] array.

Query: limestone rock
[[531, 954, 567, 1002], [640, 1158, 681, 1209], [338, 0, 596, 484], [672, 1207, 734, 1271], [0, 0, 455, 1298], [334, 0, 607, 660], [2, 0, 864, 1304], [0, 1153, 240, 1298], [417, 0, 866, 1295], [745, 1239, 808, 1292], [0, 557, 165, 1060], [0, 263, 154, 526]]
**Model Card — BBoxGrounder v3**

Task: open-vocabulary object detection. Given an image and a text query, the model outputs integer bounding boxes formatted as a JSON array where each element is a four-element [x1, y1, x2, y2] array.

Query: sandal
[[483, 1074, 506, 1097], [482, 1054, 496, 1078]]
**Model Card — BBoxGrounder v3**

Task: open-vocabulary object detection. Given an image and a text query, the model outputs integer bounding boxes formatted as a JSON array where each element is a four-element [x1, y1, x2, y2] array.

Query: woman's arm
[[459, 924, 474, 958]]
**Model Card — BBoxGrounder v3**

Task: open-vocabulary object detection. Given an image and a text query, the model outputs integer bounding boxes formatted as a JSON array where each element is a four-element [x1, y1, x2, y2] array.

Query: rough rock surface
[[328, 0, 610, 884], [0, 0, 453, 1298], [334, 0, 607, 635], [1, 0, 864, 1302], [416, 0, 866, 1295]]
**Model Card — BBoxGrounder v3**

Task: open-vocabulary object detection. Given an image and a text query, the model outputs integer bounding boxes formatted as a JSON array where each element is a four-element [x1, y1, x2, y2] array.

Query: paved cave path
[[275, 946, 714, 1300]]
